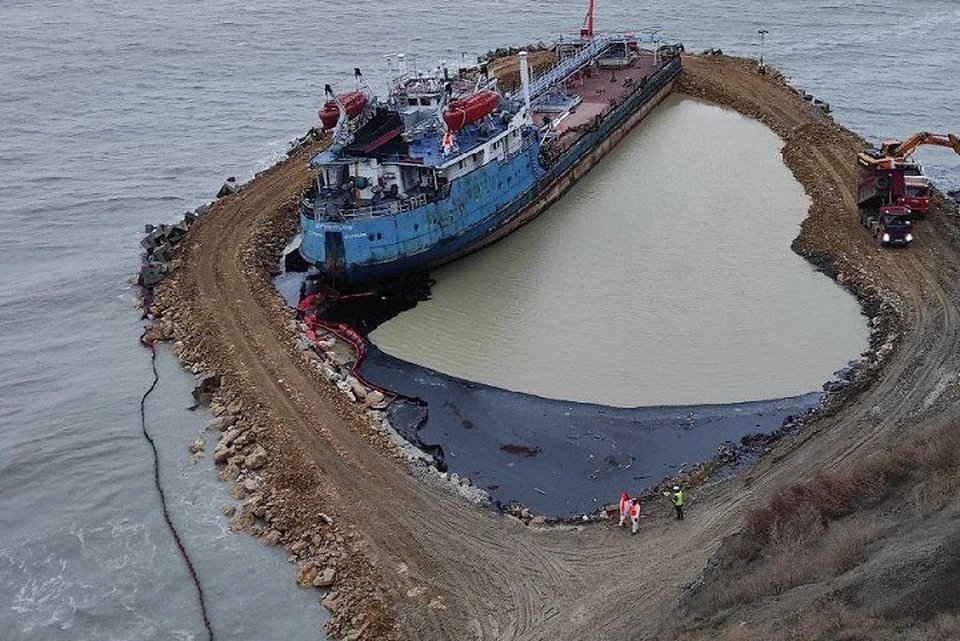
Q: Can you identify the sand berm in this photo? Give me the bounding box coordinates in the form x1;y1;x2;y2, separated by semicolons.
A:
144;53;960;640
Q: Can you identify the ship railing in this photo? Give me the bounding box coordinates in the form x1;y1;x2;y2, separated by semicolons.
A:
313;192;430;221
526;33;619;101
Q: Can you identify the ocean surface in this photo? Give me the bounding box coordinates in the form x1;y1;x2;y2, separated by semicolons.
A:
0;1;956;639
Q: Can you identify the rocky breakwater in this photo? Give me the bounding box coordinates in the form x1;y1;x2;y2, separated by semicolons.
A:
135;127;495;639
136;140;404;639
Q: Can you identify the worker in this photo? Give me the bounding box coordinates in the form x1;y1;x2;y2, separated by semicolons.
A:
629;496;641;535
672;485;685;520
618;491;630;529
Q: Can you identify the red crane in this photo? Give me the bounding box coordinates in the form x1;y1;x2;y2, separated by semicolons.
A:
580;0;595;39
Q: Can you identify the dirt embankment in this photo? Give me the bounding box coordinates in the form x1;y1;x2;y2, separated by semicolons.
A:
146;53;960;640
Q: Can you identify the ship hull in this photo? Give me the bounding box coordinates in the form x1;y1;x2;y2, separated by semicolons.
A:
300;56;681;283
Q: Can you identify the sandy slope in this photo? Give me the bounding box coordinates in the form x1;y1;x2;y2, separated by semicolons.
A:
153;54;960;639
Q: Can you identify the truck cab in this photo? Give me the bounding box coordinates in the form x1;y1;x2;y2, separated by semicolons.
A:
871;205;914;246
857;169;915;247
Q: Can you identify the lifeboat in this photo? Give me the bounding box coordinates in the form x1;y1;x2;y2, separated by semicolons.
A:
443;90;499;132
318;91;368;130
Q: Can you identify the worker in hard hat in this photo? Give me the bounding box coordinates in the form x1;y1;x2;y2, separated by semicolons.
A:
618;491;631;529
672;485;685;520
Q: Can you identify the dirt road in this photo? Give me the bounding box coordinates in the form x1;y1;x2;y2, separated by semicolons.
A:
154;54;960;639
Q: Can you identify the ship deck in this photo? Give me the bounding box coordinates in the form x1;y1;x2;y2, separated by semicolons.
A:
535;52;662;141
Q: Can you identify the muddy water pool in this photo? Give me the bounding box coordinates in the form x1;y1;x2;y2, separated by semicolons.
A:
370;95;869;407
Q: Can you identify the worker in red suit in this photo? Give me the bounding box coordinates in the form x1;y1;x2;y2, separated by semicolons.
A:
618;492;641;535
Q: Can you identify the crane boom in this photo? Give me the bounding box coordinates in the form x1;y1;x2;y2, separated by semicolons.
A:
580;0;595;38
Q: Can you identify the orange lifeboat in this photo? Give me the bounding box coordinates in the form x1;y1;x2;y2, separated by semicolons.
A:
318;91;368;130
443;90;499;132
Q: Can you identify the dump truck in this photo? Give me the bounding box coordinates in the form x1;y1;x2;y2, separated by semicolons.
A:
857;168;914;247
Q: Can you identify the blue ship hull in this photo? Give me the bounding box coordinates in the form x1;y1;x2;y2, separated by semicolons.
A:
300;56;681;283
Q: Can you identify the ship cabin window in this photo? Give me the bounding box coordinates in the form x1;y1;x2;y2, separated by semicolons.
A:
377;232;382;240
368;234;375;242
458;160;464;169
414;224;419;231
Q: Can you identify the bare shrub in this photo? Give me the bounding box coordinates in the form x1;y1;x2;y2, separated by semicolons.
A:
817;516;888;576
911;468;960;515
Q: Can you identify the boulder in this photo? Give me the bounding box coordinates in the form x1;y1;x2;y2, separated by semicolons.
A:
245;444;268;470
321;590;341;613
265;529;283;545
192;372;221;406
345;376;367;400
207;415;237;431
363;390;385;408
296;563;319;587
213;444;233;464
290;540;309;555
139;263;166;287
217;176;240;198
219;427;241;447
312;566;336;588
188;437;204;455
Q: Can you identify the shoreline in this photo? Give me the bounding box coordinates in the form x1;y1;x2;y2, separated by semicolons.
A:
137;52;958;640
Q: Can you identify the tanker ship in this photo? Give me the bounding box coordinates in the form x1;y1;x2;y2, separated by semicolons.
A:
299;2;682;283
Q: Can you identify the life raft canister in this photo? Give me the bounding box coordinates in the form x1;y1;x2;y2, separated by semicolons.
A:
319;91;368;130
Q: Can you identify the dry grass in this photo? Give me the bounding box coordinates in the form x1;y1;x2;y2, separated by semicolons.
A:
698;600;960;641
687;417;960;622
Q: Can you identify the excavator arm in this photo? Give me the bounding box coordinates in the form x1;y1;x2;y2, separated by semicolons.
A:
861;132;960;168
883;132;960;159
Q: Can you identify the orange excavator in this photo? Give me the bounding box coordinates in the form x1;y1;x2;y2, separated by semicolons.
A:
857;132;960;215
858;131;960;169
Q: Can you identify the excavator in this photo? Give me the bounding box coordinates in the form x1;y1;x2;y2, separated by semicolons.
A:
857;132;960;215
858;131;960;169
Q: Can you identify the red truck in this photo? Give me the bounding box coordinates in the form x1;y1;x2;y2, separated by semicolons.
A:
900;175;931;215
857;168;915;247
